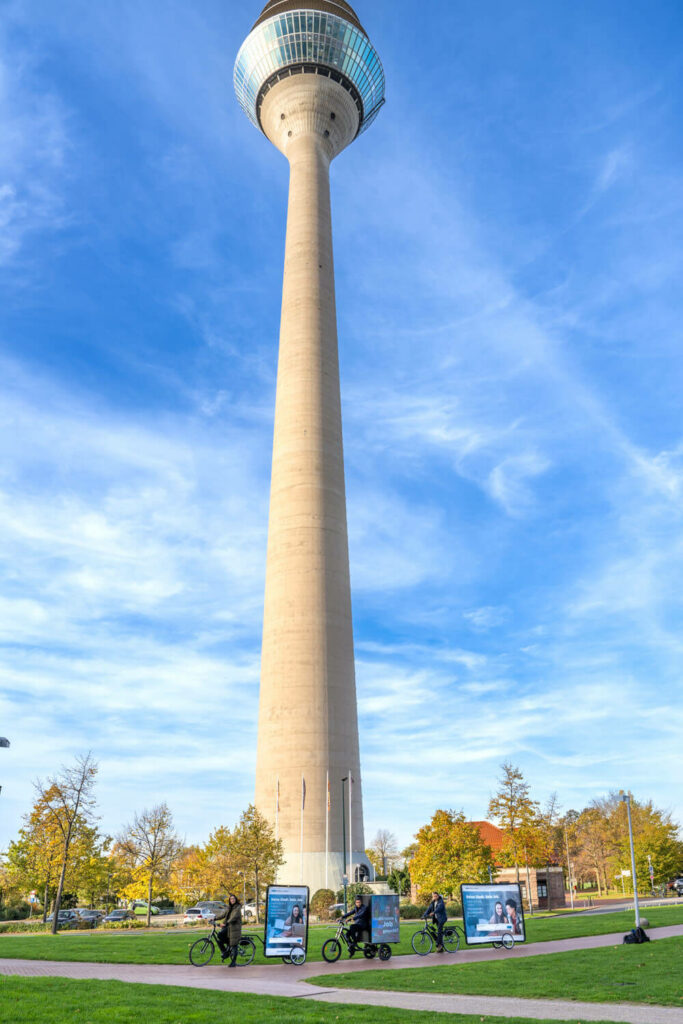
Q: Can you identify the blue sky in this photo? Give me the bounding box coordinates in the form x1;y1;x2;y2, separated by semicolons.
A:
1;0;682;853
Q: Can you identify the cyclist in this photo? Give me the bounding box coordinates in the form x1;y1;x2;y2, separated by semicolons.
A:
215;893;243;967
423;890;447;952
342;895;370;954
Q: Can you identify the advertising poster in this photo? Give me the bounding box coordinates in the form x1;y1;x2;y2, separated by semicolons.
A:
460;884;526;945
370;894;400;944
264;885;309;957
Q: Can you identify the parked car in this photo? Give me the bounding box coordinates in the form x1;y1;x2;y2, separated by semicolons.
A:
242;902;265;920
185;909;220;925
103;909;135;923
132;902;160;916
45;910;79;928
72;909;103;927
183;907;207;924
673;878;683;896
196;900;227;915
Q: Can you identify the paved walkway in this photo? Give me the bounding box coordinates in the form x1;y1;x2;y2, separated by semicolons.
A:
2;925;682;1023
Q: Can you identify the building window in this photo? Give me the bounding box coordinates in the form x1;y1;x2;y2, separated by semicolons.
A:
537;882;548;898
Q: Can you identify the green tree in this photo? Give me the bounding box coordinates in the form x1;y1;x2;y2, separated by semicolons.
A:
335;881;372;903
168;846;213;906
366;829;399;876
117;803;183;926
72;828;114;908
33;752;99;933
411;809;494;900
487;762;539;884
203;826;242;899
230;805;284;923
387;864;411;896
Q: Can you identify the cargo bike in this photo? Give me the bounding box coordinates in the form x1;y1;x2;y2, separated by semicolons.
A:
322;893;400;963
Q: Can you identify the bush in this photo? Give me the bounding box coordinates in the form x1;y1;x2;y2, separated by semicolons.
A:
0;902;31;921
0;921;51;934
101;920;147;930
335;882;372;902
400;903;428;919
445;901;461;918
310;889;336;918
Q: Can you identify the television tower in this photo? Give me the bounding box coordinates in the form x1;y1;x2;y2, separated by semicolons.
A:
235;1;384;891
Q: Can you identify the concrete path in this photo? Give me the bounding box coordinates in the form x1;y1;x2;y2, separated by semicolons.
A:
2;925;682;1023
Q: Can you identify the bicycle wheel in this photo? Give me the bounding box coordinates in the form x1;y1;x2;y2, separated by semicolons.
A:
363;944;377;959
281;955;291;964
442;927;460;953
322;938;342;963
492;940;502;949
378;944;392;961
189;937;215;967
236;936;256;965
290;947;306;966
411;929;433;956
501;933;514;950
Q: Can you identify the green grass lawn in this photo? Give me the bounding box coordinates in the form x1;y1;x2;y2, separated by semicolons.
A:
309;935;683;1006
1;905;681;966
0;977;629;1024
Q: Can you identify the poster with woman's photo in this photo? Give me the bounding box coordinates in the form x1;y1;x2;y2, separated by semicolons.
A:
460;883;526;944
264;885;309;957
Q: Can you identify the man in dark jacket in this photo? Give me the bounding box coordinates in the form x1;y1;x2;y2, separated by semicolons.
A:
423;891;447;951
343;895;371;952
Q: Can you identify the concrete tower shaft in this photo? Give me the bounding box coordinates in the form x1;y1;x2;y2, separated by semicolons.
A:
235;3;384;893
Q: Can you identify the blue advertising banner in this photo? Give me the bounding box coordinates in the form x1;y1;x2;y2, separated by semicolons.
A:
264;885;309;958
370;894;400;943
460;883;526;945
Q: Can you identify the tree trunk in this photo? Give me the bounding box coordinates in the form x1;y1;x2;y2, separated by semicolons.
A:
42;875;50;924
147;871;153;928
524;853;533;915
51;842;71;935
594;868;602;897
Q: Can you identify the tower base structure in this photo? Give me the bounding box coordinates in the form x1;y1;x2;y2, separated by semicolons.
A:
277;850;371;894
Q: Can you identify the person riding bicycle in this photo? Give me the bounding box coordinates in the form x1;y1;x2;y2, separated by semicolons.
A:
342;895;370;953
215;894;242;967
423;891;447;952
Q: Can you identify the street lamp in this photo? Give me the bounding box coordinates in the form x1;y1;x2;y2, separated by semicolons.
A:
620;791;641;928
563;821;575;911
341;778;348;912
0;737;8;798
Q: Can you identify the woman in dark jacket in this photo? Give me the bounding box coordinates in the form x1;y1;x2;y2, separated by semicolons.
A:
216;894;243;967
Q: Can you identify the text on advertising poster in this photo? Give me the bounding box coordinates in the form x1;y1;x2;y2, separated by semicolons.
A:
460;883;526;944
264;885;309;957
370;894;400;944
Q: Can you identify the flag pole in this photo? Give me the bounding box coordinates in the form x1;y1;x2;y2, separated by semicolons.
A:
325;770;329;891
348;771;353;886
275;776;280;883
300;774;305;884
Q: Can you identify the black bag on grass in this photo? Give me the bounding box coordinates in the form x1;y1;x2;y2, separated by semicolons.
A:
623;927;650;944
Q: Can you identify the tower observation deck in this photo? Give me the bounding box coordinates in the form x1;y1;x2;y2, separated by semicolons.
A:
234;1;384;893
